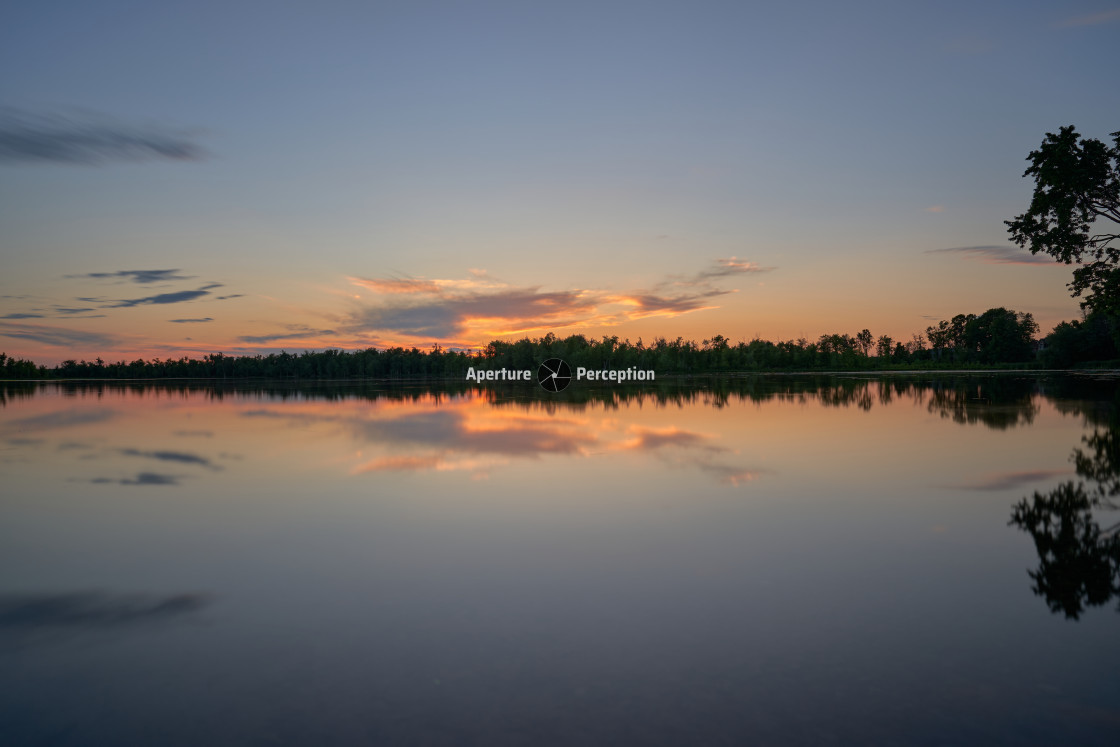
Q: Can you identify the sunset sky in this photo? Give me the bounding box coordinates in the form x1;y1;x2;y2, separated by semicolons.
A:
2;1;1117;364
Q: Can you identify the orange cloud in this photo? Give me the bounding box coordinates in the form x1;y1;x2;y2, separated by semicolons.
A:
345;258;771;343
350;277;441;294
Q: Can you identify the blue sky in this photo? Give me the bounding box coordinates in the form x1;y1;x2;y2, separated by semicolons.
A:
1;1;1118;362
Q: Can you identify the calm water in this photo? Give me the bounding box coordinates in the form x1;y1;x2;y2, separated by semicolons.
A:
1;375;1118;745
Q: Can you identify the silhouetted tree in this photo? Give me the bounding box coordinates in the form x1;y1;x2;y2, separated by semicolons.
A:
1040;313;1120;367
1006;126;1120;315
856;329;873;356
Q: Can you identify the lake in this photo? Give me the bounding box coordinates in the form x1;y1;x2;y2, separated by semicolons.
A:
2;374;1118;745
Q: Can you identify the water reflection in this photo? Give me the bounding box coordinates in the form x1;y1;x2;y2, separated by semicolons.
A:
0;373;1066;422
5;375;1120;584
948;470;1072;491
0;593;209;662
3;374;1120;744
10;375;1118;613
1010;484;1120;619
0;592;209;629
1009;383;1120;619
241;399;761;483
0;374;1106;487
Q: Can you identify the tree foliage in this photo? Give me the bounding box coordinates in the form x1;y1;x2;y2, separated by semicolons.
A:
0;352;46;379
1038;313;1120;368
1006;125;1120;314
924;308;1037;363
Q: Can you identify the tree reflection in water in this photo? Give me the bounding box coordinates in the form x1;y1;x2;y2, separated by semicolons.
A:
1010;483;1120;619
1010;390;1120;620
6;375;1120;618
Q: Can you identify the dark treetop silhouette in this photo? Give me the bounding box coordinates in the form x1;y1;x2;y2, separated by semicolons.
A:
1006;126;1120;317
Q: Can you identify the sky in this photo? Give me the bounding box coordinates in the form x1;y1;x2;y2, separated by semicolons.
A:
1;0;1118;365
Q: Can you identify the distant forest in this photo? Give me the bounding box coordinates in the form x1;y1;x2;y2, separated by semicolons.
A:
1;306;1116;380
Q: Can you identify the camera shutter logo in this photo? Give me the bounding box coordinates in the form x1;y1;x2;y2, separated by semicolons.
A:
537;358;572;392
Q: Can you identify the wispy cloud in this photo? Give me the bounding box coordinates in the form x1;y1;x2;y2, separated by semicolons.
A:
610;289;728;318
925;245;1055;265
353;455;445;472
693;257;775;280
0;109;205;165
169;317;213;323
1057;8;1120;27
237;327;337;344
610;257;773;320
69;269;193;284
924;205;945;213
90;472;182;486
662;257;776;288
0;306;103;320
119;448;219;470
106;283;223;308
352;277;443;295
0;321;119;348
350;269;508;296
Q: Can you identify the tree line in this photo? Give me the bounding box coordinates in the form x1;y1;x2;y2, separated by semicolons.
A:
0;306;1047;380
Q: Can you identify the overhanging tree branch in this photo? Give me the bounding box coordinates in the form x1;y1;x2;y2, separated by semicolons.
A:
1007;126;1120;315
